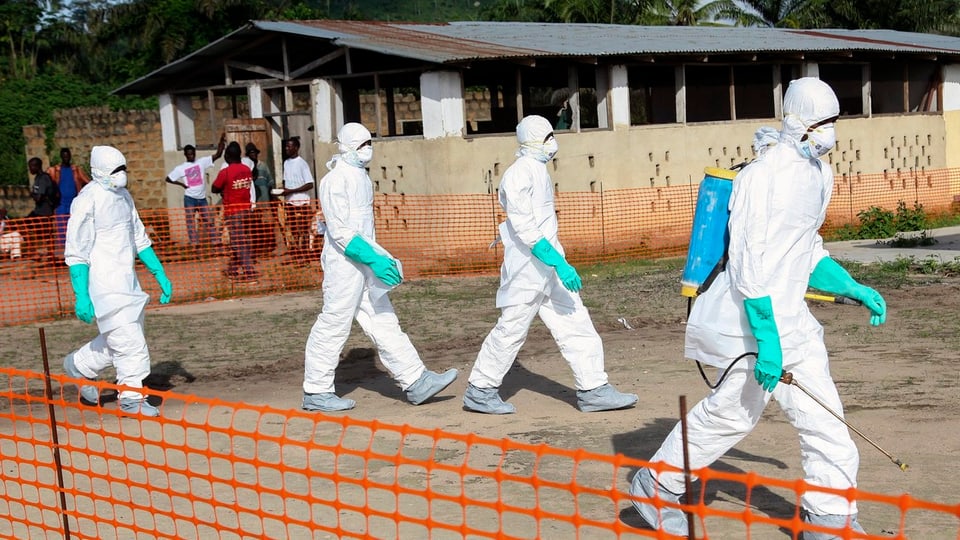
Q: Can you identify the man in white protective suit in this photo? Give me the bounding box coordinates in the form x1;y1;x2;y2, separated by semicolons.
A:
301;122;458;412
629;78;886;539
62;146;173;417
462;115;638;415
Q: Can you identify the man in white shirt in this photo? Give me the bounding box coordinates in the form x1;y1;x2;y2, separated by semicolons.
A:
277;136;315;266
164;134;225;247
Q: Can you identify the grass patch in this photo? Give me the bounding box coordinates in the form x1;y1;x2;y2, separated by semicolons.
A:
826;201;960;243
579;256;685;281
840;255;960;289
927;209;960;229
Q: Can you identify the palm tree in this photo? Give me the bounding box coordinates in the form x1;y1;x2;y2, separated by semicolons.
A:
638;0;743;26
0;0;46;77
819;0;960;32
727;0;823;27
546;0;610;22
480;0;561;21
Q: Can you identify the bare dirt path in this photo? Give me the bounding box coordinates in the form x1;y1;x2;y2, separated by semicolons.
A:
4;258;960;538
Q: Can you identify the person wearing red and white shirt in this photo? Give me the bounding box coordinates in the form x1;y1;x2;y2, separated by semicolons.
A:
212;142;257;283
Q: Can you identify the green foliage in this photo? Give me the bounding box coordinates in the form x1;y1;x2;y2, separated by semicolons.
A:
889;230;937;248
731;0;826;27
832;201;931;241
926;209;960;229
4;0;960;188
857;206;898;238
819;0;960;32
325;0;483;21
0;0;45;79
639;0;744;26
844;255;960;290
0;72;156;185
894;200;928;231
480;0;560;21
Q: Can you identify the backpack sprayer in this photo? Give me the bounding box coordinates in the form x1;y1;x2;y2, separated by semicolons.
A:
679;166;907;471
680;166;861;309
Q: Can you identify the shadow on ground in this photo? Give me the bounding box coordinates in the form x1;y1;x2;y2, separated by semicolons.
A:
612;418;798;536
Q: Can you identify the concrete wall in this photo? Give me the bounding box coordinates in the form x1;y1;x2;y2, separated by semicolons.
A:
349;89;494;136
20;103;956;214
23;125;47;172
0;186;32;217
351;113;949;196
22;107;167;208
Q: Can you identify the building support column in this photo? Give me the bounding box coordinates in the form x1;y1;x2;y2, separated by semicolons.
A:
942;65;960;198
421;71;465;139
608;65;630;130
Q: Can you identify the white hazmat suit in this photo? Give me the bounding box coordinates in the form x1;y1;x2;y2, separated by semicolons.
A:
63;146;171;416
302;123;457;412
631;78;884;538
463;115;637;414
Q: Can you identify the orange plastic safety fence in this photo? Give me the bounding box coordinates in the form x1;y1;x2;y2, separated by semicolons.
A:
1;167;958;327
2;369;959;539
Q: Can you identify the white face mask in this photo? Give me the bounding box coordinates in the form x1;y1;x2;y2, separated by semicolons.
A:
342;145;373;168
542;137;559;160
521;137;559;163
94;167;127;191
104;171;128;190
800;123;836;159
356;145;373;164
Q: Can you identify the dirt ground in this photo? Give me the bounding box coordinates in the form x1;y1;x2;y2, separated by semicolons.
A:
2;256;960;538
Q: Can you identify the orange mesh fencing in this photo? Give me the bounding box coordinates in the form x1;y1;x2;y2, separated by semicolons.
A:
1;167;958;327
2;369;959;539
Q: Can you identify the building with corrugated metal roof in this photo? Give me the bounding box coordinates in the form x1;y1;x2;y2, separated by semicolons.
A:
115;20;960;205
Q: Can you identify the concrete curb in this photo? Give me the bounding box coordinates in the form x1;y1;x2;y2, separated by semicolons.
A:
826;225;960;264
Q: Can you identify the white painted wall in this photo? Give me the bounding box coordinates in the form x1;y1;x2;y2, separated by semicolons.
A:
942;64;960;111
311;78;337;143
247;83;263;118
312;114;948;196
175;95;197;146
609;65;630;129
421;71;465;139
158;93;178;152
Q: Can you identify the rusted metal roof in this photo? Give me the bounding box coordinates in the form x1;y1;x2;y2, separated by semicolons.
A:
115;20;960;95
260;20;552;62
265;20;960;61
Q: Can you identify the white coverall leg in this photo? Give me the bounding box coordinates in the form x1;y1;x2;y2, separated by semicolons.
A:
651;326;858;515
303;242;424;395
469;290;607;391
71;315;151;402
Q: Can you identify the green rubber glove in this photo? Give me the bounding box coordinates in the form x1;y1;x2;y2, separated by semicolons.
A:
531;238;582;292
138;246;172;304
69;264;95;324
809;257;886;326
743;296;782;392
344;235;402;287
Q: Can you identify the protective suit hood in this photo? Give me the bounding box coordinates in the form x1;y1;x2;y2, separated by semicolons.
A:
780;77;839;144
90;146;128;190
328;122;373;170
516;115;558;162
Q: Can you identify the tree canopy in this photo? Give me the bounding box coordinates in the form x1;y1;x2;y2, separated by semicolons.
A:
2;0;959;187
